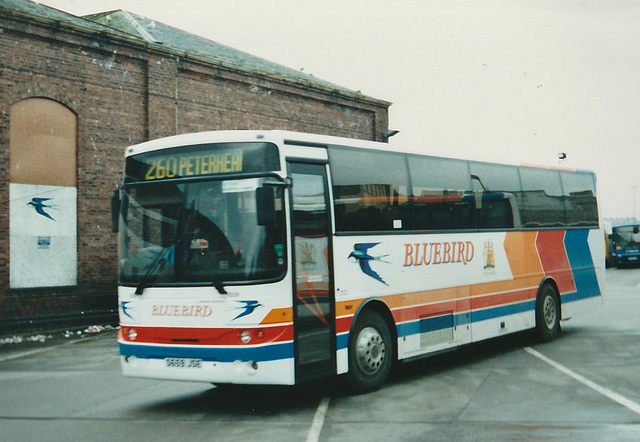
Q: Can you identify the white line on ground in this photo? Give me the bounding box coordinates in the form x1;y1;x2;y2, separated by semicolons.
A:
524;346;640;415
306;397;330;442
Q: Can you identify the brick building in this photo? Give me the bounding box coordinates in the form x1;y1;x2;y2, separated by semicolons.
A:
0;0;390;330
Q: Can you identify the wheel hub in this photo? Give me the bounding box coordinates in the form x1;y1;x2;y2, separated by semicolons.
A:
355;326;386;375
543;295;556;329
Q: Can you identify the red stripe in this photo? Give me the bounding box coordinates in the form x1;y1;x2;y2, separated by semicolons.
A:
536;230;576;294
392;300;459;323
336;316;354;334
470;287;538;310
120;325;293;346
336;285;539;331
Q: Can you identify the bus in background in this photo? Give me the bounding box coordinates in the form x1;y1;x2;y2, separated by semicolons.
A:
609;223;640;267
113;130;604;393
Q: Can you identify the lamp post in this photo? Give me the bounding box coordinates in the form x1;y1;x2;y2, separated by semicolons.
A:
633;186;637;222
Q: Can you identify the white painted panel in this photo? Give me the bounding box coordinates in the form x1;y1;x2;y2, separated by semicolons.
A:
10;183;77;288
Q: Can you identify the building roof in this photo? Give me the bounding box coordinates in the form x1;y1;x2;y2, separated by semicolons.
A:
2;0;123;34
2;0;389;106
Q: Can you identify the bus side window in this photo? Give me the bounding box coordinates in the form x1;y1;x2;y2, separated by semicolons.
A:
408;156;474;231
329;146;411;232
469;162;522;230
561;171;598;227
520;168;566;228
476;196;515;229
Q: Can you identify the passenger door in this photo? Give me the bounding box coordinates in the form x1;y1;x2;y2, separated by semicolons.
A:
288;161;335;382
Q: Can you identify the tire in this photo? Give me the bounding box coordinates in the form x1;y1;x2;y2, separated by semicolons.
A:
347;309;393;393
535;283;560;342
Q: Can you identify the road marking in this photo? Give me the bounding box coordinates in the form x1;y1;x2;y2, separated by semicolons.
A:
524;346;640;415
306;397;330;442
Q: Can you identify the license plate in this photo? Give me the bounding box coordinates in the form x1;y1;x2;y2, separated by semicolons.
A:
165;357;202;368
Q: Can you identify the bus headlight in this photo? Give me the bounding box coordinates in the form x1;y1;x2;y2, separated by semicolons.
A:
128;328;138;341
240;330;251;343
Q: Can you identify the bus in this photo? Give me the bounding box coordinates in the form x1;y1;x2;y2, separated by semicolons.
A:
609;224;640;267
113;130;604;393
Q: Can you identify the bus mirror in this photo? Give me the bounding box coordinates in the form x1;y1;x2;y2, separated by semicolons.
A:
111;189;121;233
256;186;276;226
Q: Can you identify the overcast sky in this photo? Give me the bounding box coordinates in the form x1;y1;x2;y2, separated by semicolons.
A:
39;0;640;219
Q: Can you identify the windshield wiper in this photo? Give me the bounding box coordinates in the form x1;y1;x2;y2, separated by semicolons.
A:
210;270;228;295
135;246;172;295
135;202;192;295
201;249;227;295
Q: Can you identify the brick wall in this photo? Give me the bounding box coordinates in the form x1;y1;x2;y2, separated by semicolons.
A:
0;10;389;321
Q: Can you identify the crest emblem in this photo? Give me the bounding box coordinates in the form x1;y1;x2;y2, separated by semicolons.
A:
483;240;496;269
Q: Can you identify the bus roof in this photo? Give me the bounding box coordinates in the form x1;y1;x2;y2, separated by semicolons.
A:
124;130;595;176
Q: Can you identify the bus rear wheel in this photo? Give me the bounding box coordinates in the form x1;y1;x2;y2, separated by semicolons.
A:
347;309;392;393
536;283;560;342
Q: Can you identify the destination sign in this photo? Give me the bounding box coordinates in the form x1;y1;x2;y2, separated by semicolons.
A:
143;151;243;180
125;142;280;183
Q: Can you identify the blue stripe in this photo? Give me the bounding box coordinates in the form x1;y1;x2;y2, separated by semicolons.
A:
471;300;535;323
563;230;601;303
336;313;467;351
395;300;537;333
340;302;535;349
120;341;294;362
397;312;471;338
337;333;348;351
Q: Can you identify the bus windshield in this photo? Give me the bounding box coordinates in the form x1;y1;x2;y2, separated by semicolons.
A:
119;177;286;287
612;225;640;251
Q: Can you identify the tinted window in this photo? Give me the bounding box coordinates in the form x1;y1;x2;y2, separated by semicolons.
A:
469;162;522;229
329;146;411;232
409;156;475;230
520;168;566;227
561;171;598;227
329;146;598;233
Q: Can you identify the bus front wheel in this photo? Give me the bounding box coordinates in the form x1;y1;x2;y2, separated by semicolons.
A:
347;309;392;393
536;283;560;342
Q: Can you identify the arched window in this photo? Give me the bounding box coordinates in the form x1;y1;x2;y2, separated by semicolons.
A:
9;98;78;288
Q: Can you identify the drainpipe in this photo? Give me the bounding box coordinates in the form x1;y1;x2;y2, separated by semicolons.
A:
175;56;179;135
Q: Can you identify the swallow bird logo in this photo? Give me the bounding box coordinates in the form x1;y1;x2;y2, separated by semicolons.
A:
28;197;56;221
232;300;262;320
348;242;390;286
120;301;135;320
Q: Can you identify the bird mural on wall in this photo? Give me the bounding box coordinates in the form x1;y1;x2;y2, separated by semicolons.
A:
348;242;390;286
27;197;56;221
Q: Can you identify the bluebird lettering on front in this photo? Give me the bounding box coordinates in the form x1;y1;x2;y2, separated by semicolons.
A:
151;305;213;317
403;241;475;267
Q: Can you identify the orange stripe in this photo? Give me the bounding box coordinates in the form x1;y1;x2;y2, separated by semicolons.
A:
336;275;541;323
260;307;293;324
336;299;365;317
469;277;541;298
504;231;543;278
